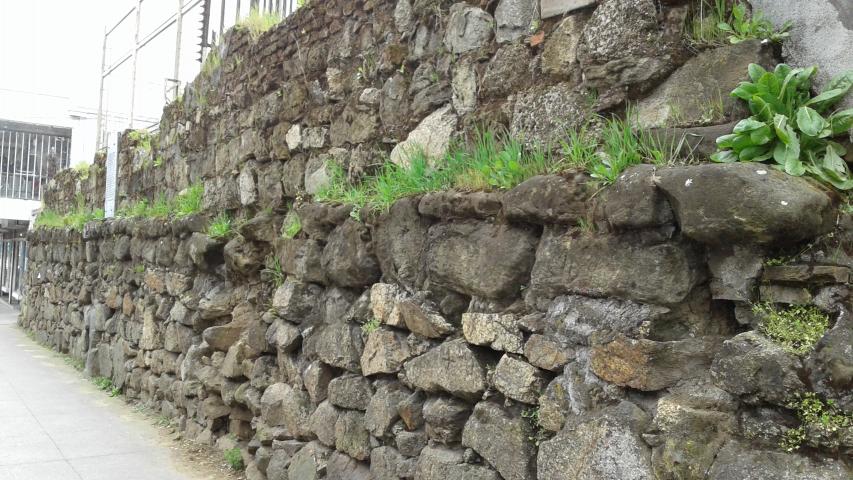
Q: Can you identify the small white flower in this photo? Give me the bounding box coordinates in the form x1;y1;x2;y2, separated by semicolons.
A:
685;179;693;187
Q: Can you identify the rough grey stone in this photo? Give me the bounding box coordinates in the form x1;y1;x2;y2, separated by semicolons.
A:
707;440;851;480
538;401;653;480
364;382;411;438
307;400;340;447
335;410;371;461
361;328;413;376
707;244;764;301
495;0;538;43
502;174;590;225
510;83;586;147
390;105;458;167
711;331;806;407
328;374;374;410
636;40;774;128
260;383;313;439
287;442;330;480
414;445;501;480
462;312;524;354
423;396;471;444
493;355;547;404
656;163;835;247
402;339;490;401
462;402;536;480
443;3;494;54
321;219;381;288
544;294;668;347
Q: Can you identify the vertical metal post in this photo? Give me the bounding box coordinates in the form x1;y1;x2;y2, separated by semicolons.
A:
174;0;185;99
220;0;226;41
95;28;108;150
129;0;143;129
235;0;240;24
0;130;6;198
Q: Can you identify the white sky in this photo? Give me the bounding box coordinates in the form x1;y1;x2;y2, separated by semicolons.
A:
0;0;238;128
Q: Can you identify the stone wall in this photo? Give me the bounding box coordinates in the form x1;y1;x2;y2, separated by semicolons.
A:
25;0;853;479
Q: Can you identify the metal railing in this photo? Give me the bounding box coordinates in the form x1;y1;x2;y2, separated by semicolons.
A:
96;0;303;150
0;120;72;202
0;233;27;306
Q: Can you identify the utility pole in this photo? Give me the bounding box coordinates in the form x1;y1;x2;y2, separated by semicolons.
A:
95;27;108;150
173;0;184;99
129;0;143;129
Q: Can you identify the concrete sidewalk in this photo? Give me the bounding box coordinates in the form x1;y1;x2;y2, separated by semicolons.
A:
0;303;203;480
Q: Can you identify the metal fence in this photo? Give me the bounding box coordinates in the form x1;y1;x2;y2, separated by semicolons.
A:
0;233;27;306
96;0;302;149
0;120;72;202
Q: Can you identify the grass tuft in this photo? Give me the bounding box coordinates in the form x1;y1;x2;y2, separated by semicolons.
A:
224;447;244;470
236;8;282;42
208;213;233;239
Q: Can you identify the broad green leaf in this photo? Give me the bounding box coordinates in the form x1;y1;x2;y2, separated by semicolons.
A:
827;70;853;92
748;95;774;121
717;22;733;32
716;134;738;149
733;118;766;133
731;133;755;152
732;4;745;21
829;108;853;135
805;88;849;112
773;114;791;144
796;107;829;137
748;64;767;83
823;146;847;174
773;135;803;175
749;125;774;145
711;150;738;163
774;64;793;80
828;141;848;157
793;67;817;92
731;82;758;101
739;145;771;161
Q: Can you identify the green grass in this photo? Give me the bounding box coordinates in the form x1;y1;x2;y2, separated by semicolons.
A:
116;182;204;219
126;129;152;151
133;264;145;274
281;212;302;239
35;201;105;231
753;303;830;355
316;129;568;213
200;49;221;78
93;376;113;391
686;0;791;48
224;447;244;470
263;255;285;287
208;213;233;239
236;8;281;42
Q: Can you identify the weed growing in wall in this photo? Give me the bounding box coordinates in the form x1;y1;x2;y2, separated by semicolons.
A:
713;64;853;189
115;182;204;220
686;0;791;48
127;129;152;152
281;212;302;239
781;392;852;452
262;255;285;288
208;213;233;239
224;447;244;470
361;318;381;335
73;162;91;180
236;8;282;42
200;49;221;78
752;303;829;355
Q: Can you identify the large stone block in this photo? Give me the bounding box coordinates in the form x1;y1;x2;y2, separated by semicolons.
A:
402;339;490;401
656;163;835;246
426;221;538;299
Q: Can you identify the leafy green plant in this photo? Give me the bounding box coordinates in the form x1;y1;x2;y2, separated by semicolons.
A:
236;7;281;42
74;162;91;180
281;212;302;239
782;392;852;452
208;213;233;239
522;407;548;446
224;447;244;470
361;317;381;335
34;210;65;229
752;303;830;355
712;64;853;189
127;129;152;151
717;2;791;44
153;156;163;167
133;264;145;274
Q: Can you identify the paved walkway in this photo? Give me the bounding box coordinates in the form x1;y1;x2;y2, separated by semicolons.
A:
0;303;204;480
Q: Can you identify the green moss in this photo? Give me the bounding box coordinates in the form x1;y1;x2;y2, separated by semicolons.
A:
281;212;302;239
752;303;830;355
